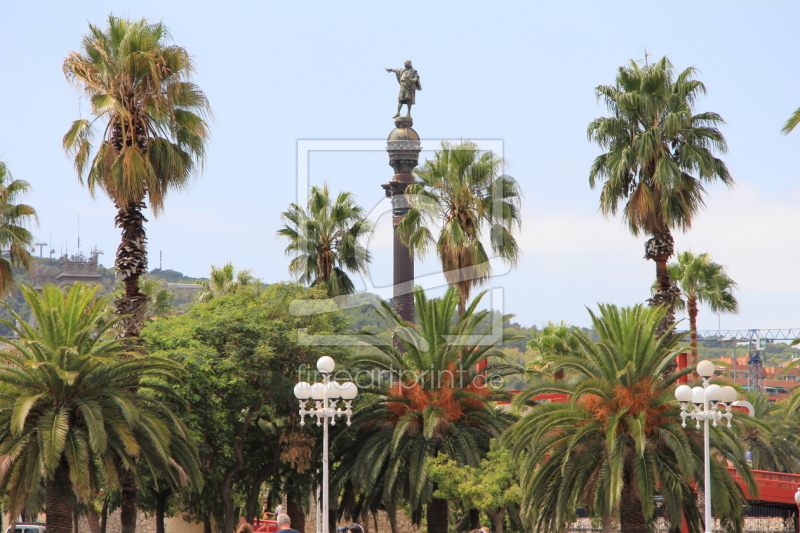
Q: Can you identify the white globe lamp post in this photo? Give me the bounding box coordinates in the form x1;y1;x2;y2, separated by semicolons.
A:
294;357;357;533
675;361;739;533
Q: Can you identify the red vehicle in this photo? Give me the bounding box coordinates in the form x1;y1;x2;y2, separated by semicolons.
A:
253;519;279;533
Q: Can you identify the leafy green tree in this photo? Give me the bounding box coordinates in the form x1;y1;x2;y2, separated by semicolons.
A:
0;284;198;533
398;141;521;314
143;283;350;533
428;440;522;533
506;304;753;533
666;251;738;367
278;185;373;297
588;57;733;336
333;287;518;533
63;15;211;340
0;161;37;295
194;262;255;303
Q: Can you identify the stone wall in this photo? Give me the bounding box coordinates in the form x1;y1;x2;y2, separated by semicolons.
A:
76;511;202;533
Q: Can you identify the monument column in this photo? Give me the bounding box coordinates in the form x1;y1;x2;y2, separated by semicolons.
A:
382;116;421;324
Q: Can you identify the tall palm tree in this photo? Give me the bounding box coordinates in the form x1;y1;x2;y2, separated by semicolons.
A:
0;161;38;295
588;57;733;336
63;15;211;340
194;262;256;303
506;304;753;533
398;141;521;314
0;284;200;533
277;184;372;298
666;251;738;367
333;287;518;533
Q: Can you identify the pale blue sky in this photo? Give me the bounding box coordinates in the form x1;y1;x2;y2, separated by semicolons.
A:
0;1;798;331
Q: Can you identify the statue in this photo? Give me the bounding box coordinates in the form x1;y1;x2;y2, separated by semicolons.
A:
386;60;421;118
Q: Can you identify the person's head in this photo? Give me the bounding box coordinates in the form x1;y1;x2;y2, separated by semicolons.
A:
469;529;483;533
236;524;254;533
277;514;291;528
404;60;412;68
481;527;490;533
346;524;363;533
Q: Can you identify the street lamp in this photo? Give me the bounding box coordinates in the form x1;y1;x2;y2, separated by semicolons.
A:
794;486;800;533
675;360;739;533
294;356;358;533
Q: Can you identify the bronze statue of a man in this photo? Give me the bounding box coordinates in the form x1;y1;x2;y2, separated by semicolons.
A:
386;60;421;118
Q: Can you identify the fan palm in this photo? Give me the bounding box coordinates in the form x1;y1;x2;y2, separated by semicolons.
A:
588;57;733;336
0;161;38;295
665;251;738;367
194;262;256;303
63;15;211;340
277;184;372;297
0;284;200;533
398;141;521;314
333;287;518;533
506;304;753;533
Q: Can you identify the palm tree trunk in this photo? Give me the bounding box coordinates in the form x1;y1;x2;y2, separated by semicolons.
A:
427;496;449;533
619;479;647;533
688;296;699;369
387;507;399;533
645;230;680;338
119;466;139;533
601;514;613;533
115;201;149;340
46;458;73;533
287;492;305;533
155;489;171;533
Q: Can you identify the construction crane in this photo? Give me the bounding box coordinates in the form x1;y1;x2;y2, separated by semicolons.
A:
679;328;800;392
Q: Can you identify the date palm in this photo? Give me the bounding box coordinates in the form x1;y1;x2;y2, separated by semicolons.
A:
506;304;753;533
398;141;521;314
0;284;199;533
278;184;372;297
63;15;211;340
0;161;37;295
666;251;738;367
588;57;733;336
333;287;518;533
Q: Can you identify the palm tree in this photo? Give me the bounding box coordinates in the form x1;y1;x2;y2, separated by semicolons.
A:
398;141;521;314
333;287;518;533
782;107;800;134
0;161;38;295
0;284;200;533
665;251;738;367
277;184;372;297
526;320;581;380
506;304;753;533
63;15;211;340
588;57;733;336
194;262;256;303
734;391;800;473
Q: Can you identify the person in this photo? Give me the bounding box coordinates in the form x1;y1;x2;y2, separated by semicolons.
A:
274;504;284;517
385;60;421;118
276;513;301;533
235;524;254;533
346;524;363;533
